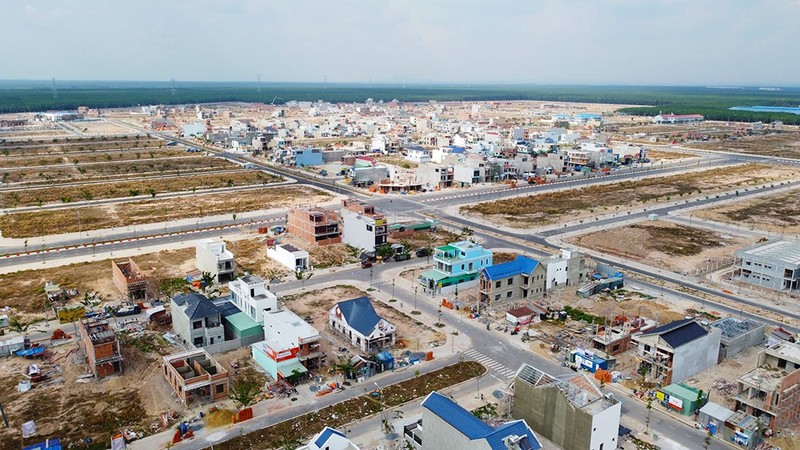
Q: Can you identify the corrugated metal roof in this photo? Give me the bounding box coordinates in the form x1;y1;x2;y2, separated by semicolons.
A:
481;256;540;280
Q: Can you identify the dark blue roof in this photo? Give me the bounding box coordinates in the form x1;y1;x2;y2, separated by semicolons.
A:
313;427;346;448
422;392;541;449
212;299;242;318
173;292;221;320
23;440;62;450
481;256;540;281
449;145;466;153
641;318;708;348
336;296;382;336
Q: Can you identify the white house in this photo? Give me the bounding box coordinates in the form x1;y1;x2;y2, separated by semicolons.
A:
228;274;277;323
266;243;310;272
297;427;360;450
328;297;396;353
195;238;235;283
404;145;431;163
252;308;321;380
341;199;388;252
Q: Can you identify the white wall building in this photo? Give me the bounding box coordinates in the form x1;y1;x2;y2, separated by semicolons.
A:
195;238;235;283
228;275;278;323
266;243;310;272
328;297;396;353
405;145;431;163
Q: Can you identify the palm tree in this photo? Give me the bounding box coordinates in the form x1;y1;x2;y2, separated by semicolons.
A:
201;272;215;290
8;317;45;338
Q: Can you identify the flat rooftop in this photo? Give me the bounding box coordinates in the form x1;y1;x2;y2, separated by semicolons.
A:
737;240;800;266
266;308;318;340
766;341;800;365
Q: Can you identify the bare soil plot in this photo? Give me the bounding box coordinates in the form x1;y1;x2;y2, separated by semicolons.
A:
462;164;800;228
0;185;329;238
571;221;754;274
692;187;800;235
689;132;800;159
74;121;136;135
281;285;446;354
1;170;281;208
0;157;237;184
388;228;462;251
0;247;194;314
646;149;694;160
0;148;195;168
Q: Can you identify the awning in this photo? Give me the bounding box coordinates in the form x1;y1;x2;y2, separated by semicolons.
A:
420;269;448;282
277;360;307;378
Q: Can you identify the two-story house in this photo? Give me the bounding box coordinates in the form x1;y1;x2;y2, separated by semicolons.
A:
171;293;225;348
479;256;546;307
632;319;721;385
328;297;396;353
340;199;388;252
195;238;235;283
228;274;278;323
420;241;493;293
735;341;800;429
252;307;322;381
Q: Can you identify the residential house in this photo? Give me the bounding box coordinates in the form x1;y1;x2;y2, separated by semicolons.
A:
417;163;454;190
404;391;542;450
513;363;621;450
266;243;310;271
288;207;342;246
405;145;431;163
111;258;148;300
479;256;546;307
544;250;588;290
228;274;278;323
328;297;396;353
735;341;800;429
652;114;704;124
296;427;360;450
710;317;766;361
252;308;322;380
195;238;235;283
171;293;225;348
341;199;388;252
78;318;123;378
453;158;492;186
733;240;800;291
162;349;228;404
294;147;324;167
632;318;722;385
591;316;657;356
420;241;493;293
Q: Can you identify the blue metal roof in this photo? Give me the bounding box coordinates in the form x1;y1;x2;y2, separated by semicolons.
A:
481;256;540;281
313;427;346;448
336;296;382;336
422;392;493;439
422;392;541;449
449;145;466;153
641;318;708;348
23;440;62;450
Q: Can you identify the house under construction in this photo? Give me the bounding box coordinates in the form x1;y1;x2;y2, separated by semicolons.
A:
112;258;148;300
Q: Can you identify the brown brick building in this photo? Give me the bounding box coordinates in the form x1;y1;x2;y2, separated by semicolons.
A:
287;207;342;246
163;349;229;404
112;258;148;300
78;318;123;378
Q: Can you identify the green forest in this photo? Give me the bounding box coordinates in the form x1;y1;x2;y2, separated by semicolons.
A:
1;83;799;124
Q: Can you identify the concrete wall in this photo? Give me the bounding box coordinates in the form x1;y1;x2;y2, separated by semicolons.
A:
203;334;261;355
672;328;722;383
720;325;766;361
589;401;621;450
342;210;379;252
513;381;592;450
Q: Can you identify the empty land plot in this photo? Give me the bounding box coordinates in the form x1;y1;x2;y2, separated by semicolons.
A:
570;221;752;274
689;132;800;158
0;148;195;168
692;188;800;235
0;247;194;314
0;157;236;184
0;185;329;238
0;170;281;207
646;149;695;160
0;137;164;154
461;164;800;227
72;120;136;135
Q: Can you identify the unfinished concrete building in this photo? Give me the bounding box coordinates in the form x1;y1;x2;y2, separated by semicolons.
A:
112;258;148;300
287;207;342;246
163;349;229;404
78;318;123;378
734;240;800;291
591;316;657;356
710;317;766;362
513;363;621;450
735;341;800;429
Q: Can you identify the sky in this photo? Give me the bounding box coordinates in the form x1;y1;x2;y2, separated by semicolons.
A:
1;0;798;86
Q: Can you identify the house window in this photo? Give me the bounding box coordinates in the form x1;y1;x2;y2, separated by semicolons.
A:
367;224;373;232
216;384;225;394
495;281;501;288
507;278;513;286
193;337;203;346
193;321;203;329
494;294;500;301
506;292;512;298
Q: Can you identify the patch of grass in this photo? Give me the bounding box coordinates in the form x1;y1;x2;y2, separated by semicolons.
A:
627;223;726;256
563;305;605;325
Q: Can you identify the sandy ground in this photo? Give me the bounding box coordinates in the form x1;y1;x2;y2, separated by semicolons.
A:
691;187;800;235
569;221;757;274
74;121;136;135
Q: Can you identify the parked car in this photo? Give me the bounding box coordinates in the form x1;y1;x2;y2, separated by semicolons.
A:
415;248;431;257
393;253;411;262
361;260;373;269
113;305;141;317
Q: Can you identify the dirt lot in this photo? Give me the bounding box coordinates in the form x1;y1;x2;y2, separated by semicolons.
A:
388;228;463;251
689;132;800;159
74;121;136;135
462;164;800;228
646;149;694;160
0;147;192;167
0;137;164;154
570;221;755;274
0;156;237;184
0;185;329;238
0;169;282;209
692;187;800;235
281;285;446;355
0;247;195;315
